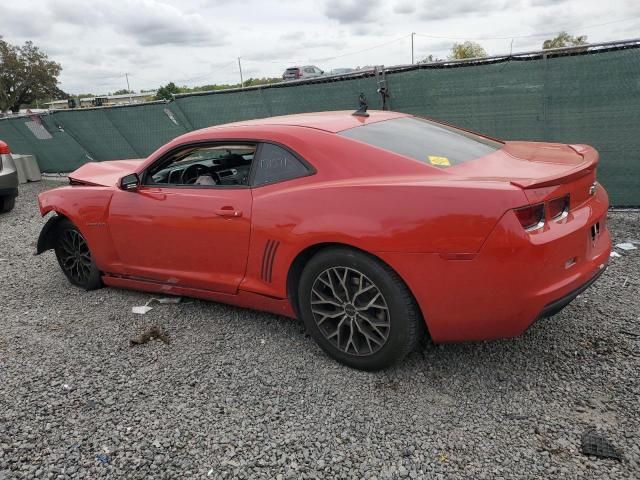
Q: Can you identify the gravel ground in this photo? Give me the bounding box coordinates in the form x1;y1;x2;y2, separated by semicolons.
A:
0;181;639;480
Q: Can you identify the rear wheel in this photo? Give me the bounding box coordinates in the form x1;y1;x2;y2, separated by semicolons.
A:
298;247;422;371
54;219;102;290
0;196;15;213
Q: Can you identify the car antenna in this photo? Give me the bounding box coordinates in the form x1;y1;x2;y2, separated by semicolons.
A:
352;93;369;117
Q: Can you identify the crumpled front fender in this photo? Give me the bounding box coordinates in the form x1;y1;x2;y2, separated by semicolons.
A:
36;214;65;254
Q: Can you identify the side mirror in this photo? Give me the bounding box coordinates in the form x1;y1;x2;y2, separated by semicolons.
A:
120;173;140;191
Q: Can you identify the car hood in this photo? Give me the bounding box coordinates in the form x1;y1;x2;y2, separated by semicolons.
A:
69;159;144;186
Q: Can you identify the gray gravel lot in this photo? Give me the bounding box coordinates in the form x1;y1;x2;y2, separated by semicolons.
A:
1;181;639;479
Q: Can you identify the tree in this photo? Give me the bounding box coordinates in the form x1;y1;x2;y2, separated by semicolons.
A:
543;31;588;49
242;77;281;87
0;38;63;113
449;41;487;60
112;88;133;95
154;82;181;100
418;54;444;64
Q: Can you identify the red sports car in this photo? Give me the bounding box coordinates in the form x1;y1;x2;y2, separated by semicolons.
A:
36;110;611;370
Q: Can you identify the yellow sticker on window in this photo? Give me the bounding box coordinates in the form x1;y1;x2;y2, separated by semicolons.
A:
428;155;451;166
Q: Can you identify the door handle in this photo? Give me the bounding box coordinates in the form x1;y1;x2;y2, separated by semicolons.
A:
215;207;242;218
138;188;167;201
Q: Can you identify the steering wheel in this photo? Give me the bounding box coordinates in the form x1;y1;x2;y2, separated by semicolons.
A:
180;164;210;185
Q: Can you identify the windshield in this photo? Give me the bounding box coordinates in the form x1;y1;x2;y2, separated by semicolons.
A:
339;116;502;167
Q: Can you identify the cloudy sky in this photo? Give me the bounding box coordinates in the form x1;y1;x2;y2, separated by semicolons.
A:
1;0;638;94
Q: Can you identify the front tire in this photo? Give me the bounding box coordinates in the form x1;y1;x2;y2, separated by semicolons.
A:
54;219;102;290
298;247;422;371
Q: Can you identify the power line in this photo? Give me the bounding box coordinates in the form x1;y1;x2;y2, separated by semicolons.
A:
83;17;639;93
414;17;638;41
129;60;238;88
310;34;411;62
244;35;411;66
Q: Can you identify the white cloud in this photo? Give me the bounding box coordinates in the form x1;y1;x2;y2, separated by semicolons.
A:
324;0;382;24
394;1;416;14
0;0;636;94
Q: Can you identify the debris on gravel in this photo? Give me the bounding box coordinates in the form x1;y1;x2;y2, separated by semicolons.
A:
1;181;639;479
129;325;170;346
581;429;622;461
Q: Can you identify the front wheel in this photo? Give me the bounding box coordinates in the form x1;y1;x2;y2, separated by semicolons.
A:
298;248;422;371
54;219;103;290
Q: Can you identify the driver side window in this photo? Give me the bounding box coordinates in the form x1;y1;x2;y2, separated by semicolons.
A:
146;143;257;187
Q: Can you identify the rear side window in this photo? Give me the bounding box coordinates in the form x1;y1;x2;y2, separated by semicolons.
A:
339;117;502;167
252;143;310;186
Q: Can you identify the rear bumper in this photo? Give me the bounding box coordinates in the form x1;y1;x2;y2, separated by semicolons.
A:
538;263;606;319
0;156;19;193
377;184;611;343
0;185;18;198
0;168;19;195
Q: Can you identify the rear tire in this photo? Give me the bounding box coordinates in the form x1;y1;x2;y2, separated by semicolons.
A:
54;219;103;290
0;196;15;213
298;247;422;371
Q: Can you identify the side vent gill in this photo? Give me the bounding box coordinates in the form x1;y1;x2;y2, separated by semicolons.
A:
261;240;280;283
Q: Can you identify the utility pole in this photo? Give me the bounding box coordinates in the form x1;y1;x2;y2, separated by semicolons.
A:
238;57;244;88
125;73;133;104
411;32;415;64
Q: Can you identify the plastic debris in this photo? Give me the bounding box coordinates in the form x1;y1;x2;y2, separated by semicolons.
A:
132;305;153;315
620;329;640;338
610;251;622;258
130;325;170;346
96;453;111;464
208;469;214;476
615;242;637;251
132;297;182;314
581;429;621;460
156;297;181;304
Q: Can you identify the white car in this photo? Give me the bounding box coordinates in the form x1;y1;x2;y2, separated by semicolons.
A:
282;65;324;81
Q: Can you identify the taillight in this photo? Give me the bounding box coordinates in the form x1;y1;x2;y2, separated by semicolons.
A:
548;195;570;220
514;203;545;231
0;141;9;171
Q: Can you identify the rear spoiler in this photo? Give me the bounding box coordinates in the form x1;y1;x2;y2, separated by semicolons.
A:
510;144;598;189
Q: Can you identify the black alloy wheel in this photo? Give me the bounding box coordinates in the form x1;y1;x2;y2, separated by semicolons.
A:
54;219;103;290
310;266;391;356
298;247;422;371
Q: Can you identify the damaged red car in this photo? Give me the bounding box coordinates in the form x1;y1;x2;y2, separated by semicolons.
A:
36;111;611;370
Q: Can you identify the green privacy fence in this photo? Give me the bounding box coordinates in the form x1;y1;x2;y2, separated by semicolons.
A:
1;40;639;205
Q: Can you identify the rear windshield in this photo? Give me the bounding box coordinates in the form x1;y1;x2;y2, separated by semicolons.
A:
285;68;300;73
339;116;502;167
